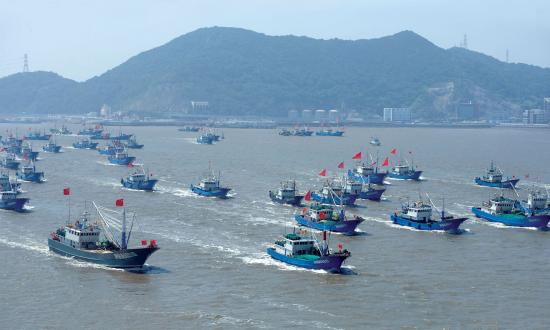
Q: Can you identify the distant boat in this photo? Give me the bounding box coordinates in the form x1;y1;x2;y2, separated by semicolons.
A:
295;203;364;235
78;126;103;136
315;128;344;137
269;180;304;206
16;163;44;183
108;150;135;166
25;130;51;141
0;191;28;212
474;161;519;188
196;134;214;144
391;196;467;233
267;228;351;272
98;141;124;155
17;143;39;161
291;128;313;136
311;181;357;206
278;129;292;136
178;126;201;132
369;137;381;146
48;201;159;268
124;136;144;149
343;177;385;201
121;166;157;191
190;166;231;198
1;153;20;170
348;161;387;185
471;194;549;229
42;140;62;153
73;138;99;150
110;133;133;141
50;125;72;135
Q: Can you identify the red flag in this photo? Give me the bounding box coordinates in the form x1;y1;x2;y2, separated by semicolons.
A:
338;243;343;251
22;153;27;161
63;188;70;196
352;152;361;160
115;199;124;207
390;148;397;155
304;191;311;201
319;212;326;220
127;162;134;168
382;157;389;167
338;161;344;169
319;169;326;177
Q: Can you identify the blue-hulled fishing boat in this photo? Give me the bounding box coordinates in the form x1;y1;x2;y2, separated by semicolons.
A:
78;126;103;136
388;163;422;180
369;137;381;146
190;167;231;198
1;153;20;170
315;128;344;137
471;194;549;229
108;150;135;166
121;166;157;191
196;134;214;144
348;164;387;185
98;141;124;155
0;191;28;212
0;173;21;193
295;202;364;235
25;130;51;141
474;161;519;188
267;228;351;272
16;163;44;183
42;140;62;153
343;177;385;201
391;196;467;233
311;181;357;206
178;126;201;132
269;180;304;206
124;136;144;149
73;138;99;150
50;125;72;135
16;143;39;161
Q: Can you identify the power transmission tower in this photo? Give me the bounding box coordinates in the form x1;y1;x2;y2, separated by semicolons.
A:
23;54;29;72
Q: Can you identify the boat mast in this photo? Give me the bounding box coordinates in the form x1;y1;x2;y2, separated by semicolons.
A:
121;205;127;250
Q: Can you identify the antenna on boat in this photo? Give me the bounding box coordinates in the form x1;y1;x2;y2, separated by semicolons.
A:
510;181;521;199
426;192;442;217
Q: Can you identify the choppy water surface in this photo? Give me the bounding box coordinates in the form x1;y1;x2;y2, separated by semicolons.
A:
1;125;549;329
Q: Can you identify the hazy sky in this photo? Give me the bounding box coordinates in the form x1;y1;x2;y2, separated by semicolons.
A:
1;0;549;81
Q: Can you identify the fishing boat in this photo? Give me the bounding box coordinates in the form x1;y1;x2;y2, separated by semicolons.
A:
343;177;385;201
348;164;387;185
311;181;357;206
190;167;231;198
471;195;550;229
295;203;364;235
42;140;62;153
292;128;313;136
1;153;20;170
110;133;133;141
121;166;157;191
0;191;28;212
315;128;344;137
50;125;72;135
278;129;292;136
107;150;135;166
78;126;103;136
90;132;111;140
48;201;159;268
178;126;201;132
0;173;21;193
25;130;51;141
73;138;99;150
97;141;124;155
124;136;144;149
388;163;422;180
474;161;519;188
267;228;351;272
269;180;304;206
16;163;44;183
369;137;381;146
391;196;467;233
518;190;550;216
17;143;39;161
196;134;214;144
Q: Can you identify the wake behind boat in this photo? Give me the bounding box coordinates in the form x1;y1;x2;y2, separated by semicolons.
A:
48;199;159;268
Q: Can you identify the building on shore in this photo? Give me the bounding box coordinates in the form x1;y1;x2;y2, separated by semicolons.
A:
383;107;411;122
523;109;548;124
